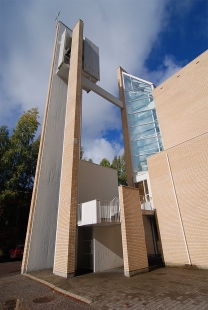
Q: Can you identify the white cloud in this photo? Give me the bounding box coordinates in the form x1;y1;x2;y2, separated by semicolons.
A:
0;0;173;162
143;55;182;86
83;137;124;164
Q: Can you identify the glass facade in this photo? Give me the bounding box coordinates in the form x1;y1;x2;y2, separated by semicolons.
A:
123;73;163;172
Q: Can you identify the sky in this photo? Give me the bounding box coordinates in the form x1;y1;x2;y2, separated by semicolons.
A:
0;0;207;164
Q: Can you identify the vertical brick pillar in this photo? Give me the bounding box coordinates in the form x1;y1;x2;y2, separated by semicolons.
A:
119;186;148;277
117;67;134;187
53;20;83;278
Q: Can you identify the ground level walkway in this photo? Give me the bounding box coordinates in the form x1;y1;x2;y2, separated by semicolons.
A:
27;266;208;309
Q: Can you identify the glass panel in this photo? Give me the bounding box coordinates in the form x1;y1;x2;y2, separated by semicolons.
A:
131;78;152;92
131;138;160;155
126;96;154;114
125;90;148;102
130;122;159;140
158;134;164;151
135;137;159;148
128;110;155;127
123;74;132;90
133;158;148;171
152;109;158;122
122;72;164;172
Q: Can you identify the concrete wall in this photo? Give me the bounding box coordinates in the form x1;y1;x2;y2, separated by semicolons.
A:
93;225;123;272
154;50;208;149
22;22;70;273
78;160;119;203
148;132;208;269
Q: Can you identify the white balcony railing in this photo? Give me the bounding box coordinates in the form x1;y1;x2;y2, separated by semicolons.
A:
140;195;154;211
77;197;120;226
77;195;154;226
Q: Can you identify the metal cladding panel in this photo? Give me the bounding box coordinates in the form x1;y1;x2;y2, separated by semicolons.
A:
25;22;68;272
57;29;66;69
83;37;100;81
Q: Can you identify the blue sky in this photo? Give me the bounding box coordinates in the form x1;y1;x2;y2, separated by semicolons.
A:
0;0;207;163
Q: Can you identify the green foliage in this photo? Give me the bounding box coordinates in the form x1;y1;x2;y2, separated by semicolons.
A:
99;154;127;185
80;146;84;159
0;126;10;190
100;158;111;168
0;108;40;248
111;154;127;186
80;146;93;163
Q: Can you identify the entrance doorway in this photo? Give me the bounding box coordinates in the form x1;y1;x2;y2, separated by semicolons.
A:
76;226;93;276
143;215;164;269
82;226;93;269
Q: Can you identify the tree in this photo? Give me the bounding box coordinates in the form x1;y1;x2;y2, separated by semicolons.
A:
0;108;40;250
100;158;111;168
119;153;127;186
111;154;127;186
80;146;84;159
0;126;10;191
80;146;93;163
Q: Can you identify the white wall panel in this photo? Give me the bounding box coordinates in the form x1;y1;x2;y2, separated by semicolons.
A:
94;225;123;272
26;23;69;272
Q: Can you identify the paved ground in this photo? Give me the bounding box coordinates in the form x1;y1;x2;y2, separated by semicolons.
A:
1;262;208;309
0;260;22;278
28;266;208;310
0;261;90;309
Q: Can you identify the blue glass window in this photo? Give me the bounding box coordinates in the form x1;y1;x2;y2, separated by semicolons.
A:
126;96;154;114
123;72;163;172
128;110;156;127
130;122;160;140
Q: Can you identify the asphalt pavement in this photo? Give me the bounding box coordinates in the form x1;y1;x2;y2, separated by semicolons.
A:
0;261;91;310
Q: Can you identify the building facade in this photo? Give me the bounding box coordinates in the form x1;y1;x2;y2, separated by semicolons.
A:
147;50;208;269
119;50;208;270
22;19;208;278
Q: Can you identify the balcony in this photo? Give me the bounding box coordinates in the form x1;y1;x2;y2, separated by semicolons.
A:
140;195;154;215
77;195;154;226
77;197;120;226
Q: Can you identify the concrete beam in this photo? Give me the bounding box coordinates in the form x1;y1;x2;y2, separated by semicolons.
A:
82;76;123;109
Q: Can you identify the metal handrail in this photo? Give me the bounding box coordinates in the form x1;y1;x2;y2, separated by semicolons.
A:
77;198;120;225
99;198;120;223
140;195;154;211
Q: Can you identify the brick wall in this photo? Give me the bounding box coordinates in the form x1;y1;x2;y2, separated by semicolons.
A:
53;20;83;277
117;67;134;187
154;50;208;149
119;186;148;276
148;132;208;268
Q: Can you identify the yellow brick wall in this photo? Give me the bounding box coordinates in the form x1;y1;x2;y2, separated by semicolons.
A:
117;67;134;187
119;186;148;276
148;132;208;268
53;20;83;277
154;50;208;149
